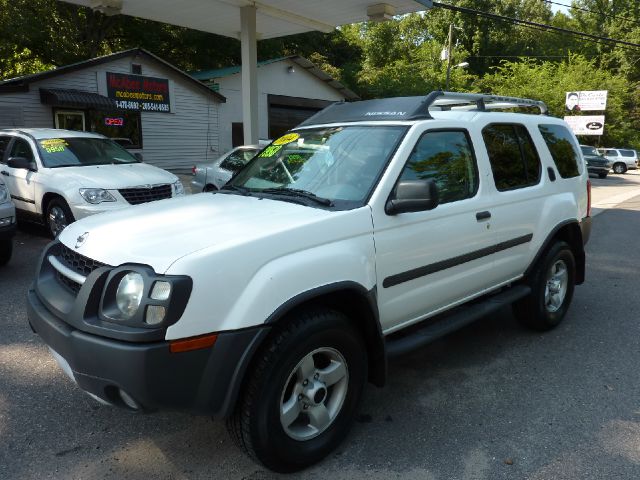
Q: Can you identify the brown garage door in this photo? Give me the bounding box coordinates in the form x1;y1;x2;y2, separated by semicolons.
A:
268;95;334;139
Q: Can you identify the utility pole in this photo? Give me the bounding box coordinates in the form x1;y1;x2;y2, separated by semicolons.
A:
445;23;453;90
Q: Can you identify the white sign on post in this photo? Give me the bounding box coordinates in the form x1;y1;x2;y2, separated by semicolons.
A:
564;115;605;136
565;90;608;111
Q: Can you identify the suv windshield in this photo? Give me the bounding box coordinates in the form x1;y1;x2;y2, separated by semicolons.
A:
227;126;407;208
36;137;139;168
580;146;599;156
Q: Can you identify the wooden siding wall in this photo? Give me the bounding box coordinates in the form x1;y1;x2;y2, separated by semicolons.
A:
0;55;220;172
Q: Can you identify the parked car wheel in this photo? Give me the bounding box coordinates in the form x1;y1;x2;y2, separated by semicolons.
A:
0;239;12;266
46;198;75;238
613;162;627;174
598;172;608;179
513;241;576;331
227;308;367;473
203;184;217;192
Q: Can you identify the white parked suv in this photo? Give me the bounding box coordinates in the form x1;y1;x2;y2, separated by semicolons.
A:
597;147;638;174
27;92;591;472
0;129;184;237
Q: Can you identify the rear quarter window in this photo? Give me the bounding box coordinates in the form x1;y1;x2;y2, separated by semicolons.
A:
619;150;636;157
538;124;581;178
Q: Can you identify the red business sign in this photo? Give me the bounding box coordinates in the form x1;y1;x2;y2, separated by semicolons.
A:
104;117;124;126
106;72;171;113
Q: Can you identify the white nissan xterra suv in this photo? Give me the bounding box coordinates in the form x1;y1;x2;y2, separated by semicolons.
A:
28;92;591;473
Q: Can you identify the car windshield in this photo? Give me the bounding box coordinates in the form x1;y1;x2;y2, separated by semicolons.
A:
580;146;599;156
227;126;407;208
36;137;139;168
219;148;259;173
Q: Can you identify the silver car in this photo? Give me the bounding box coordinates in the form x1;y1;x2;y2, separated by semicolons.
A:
0;178;16;266
192;143;268;192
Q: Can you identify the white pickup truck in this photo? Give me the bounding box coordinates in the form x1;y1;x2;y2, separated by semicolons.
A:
28;92;591;472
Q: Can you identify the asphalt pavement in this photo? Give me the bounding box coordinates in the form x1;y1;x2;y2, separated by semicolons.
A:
2;188;640;479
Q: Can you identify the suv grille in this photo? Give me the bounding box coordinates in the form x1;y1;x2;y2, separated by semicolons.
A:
118;184;172;205
55;245;107;294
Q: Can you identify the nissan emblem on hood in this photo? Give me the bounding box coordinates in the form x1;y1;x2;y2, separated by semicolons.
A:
75;232;89;249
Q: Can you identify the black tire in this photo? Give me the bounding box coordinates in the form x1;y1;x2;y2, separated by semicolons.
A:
598;172;607;179
513;241;576;331
613;163;627;174
203;184;217;192
46;197;75;238
227;308;367;473
0;239;12;266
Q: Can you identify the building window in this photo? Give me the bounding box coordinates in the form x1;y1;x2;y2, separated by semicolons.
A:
89;111;143;149
131;63;142;74
54;110;86;131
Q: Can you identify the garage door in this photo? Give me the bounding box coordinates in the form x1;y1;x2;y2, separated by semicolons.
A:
268;95;334;139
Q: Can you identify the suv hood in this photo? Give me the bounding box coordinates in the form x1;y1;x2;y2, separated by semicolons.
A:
59;193;341;273
50;163;177;189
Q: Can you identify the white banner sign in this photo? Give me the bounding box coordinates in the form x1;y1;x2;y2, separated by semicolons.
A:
565;90;608;111
564;115;605;136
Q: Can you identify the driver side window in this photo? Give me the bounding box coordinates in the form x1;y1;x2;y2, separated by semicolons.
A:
9;138;35;161
398;130;478;204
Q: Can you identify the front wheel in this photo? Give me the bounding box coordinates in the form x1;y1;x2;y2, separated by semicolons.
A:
598;172;608;179
227;309;367;473
0;239;12;266
46;198;75;238
513;241;576;331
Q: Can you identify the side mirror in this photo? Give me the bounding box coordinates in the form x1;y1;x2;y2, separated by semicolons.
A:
7;156;36;171
385;179;439;215
134;153;143;162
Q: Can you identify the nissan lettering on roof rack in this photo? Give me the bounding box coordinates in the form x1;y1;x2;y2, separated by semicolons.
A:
28;91;590;472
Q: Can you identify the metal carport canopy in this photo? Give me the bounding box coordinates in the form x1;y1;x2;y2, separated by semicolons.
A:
60;1;431;144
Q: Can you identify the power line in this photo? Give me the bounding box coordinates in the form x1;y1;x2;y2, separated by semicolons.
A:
541;0;639;25
431;1;640;51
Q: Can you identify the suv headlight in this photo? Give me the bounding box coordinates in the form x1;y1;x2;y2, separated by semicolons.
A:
115;272;144;319
79;188;116;204
100;266;192;328
0;184;8;204
173;180;185;196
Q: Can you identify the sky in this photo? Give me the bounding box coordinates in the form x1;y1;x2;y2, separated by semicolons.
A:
550;1;571;14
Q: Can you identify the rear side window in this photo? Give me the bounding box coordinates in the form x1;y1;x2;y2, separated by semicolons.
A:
398;130;478;204
0;136;11;162
220;149;257;173
619;149;636;157
482;124;541;191
538;124;581;178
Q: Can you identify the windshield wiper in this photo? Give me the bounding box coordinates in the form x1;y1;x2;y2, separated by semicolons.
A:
219;184;252;195
259;188;334;207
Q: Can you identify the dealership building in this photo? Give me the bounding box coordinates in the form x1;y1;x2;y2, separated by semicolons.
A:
0;48;356;171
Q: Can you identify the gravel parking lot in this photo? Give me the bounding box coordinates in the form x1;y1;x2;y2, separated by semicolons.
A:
2;172;640;479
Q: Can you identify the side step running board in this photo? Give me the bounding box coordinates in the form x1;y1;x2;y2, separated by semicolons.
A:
385;285;531;358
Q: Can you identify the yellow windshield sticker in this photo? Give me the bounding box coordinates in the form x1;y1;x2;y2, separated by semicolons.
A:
272;133;300;146
259;145;283;158
39;138;68;153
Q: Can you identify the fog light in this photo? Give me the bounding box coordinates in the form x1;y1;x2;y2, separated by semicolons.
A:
150;281;171;301
145;305;166;325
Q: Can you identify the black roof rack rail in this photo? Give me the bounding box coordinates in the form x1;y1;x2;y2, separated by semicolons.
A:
297;91;547;127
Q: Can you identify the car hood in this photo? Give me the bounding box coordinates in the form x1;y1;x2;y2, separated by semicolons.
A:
59;193;342;273
583;155;609;164
50;163;177;189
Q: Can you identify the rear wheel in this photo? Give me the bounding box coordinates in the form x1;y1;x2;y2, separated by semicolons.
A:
613;162;627;174
203;184;217;192
227;308;367;473
46;198;75;238
513;241;576;331
0;239;12;266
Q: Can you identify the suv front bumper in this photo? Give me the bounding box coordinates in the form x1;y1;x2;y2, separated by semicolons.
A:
28;287;268;416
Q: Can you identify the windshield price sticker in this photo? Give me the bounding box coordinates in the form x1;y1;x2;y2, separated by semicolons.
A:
259;145;283;158
273;133;300;146
39;138;68;153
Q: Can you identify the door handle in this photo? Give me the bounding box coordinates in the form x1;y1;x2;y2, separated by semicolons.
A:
0;171;8;176
476;211;491;221
547;167;556;182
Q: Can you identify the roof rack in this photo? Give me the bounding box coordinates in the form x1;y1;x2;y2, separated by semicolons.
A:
297;91;548;127
425;91;548;115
